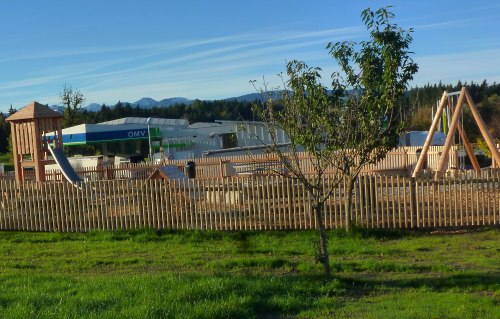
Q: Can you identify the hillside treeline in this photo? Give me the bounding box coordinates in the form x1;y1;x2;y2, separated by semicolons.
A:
80;99;258;124
1;80;499;155
407;80;500;141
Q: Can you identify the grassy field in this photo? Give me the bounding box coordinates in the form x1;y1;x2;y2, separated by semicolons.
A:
0;227;498;318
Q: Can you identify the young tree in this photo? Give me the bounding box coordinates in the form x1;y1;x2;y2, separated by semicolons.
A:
60;84;85;128
326;7;419;228
8;104;17;116
254;7;418;277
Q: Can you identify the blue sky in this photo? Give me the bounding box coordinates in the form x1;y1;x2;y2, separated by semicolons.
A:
1;0;500;112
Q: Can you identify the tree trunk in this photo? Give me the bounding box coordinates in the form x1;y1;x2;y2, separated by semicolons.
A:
314;201;331;277
344;176;356;230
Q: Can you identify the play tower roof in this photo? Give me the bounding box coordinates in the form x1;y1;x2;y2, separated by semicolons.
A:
6;101;62;122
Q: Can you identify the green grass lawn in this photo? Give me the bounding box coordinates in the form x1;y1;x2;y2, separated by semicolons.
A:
0;228;498;318
0;152;11;162
0;152;13;171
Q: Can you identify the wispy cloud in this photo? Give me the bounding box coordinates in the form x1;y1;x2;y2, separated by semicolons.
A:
413;49;500;86
2;26;363;103
0;75;65;91
1;16;500;111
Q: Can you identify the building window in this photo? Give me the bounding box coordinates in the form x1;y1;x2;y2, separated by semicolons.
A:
221;133;237;149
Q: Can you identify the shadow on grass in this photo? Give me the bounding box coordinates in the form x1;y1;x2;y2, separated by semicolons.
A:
331;225;499;240
181;271;500;317
264;271;498;316
0;271;496;318
338;272;500;296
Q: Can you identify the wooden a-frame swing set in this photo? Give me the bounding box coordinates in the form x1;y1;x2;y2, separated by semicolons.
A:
412;87;500;179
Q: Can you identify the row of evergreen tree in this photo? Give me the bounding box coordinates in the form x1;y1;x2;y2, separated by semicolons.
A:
80;99;258;124
1;80;499;155
407;80;500;110
407;80;500;141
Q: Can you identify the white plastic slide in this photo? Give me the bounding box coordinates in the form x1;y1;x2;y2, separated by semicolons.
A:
47;144;83;184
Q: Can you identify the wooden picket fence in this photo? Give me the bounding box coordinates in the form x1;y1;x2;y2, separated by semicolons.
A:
0;145;467;182
1;171;499;232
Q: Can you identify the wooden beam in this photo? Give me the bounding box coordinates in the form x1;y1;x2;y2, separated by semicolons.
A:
435;88;466;179
41;160;56;165
495;144;500;168
412;91;448;177
447;96;481;174
33;120;45;182
11;122;22;183
20;161;35;167
464;88;500;168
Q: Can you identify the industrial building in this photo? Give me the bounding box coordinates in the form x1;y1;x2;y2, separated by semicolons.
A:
48;117;291;163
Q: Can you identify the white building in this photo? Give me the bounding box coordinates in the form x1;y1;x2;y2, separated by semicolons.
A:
54;117;278;161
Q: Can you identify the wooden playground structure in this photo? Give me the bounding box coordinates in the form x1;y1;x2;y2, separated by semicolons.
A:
413;87;500;179
6;102;64;182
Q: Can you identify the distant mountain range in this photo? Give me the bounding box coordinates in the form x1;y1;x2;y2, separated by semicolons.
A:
46;91;296;113
73;93;269;112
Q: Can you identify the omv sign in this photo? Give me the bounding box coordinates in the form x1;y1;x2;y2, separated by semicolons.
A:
127;129;147;138
86;128;150;143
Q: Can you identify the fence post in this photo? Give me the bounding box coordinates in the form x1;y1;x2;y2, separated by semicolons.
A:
494;144;500;168
105;166;115;180
409;177;417;228
403;149;408;175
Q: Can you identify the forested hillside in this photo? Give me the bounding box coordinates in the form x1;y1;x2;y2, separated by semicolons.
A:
407;81;500;142
80;99;258;124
